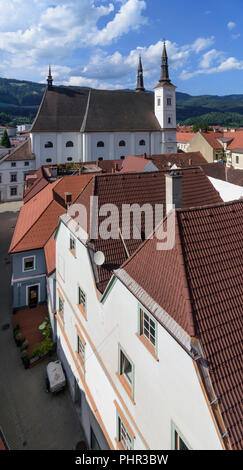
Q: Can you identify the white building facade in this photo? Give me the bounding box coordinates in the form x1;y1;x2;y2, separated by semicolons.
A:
54;214;224;451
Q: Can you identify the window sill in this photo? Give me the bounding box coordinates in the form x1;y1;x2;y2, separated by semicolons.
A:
116;373;135;405
136;333;159;361
77;304;86;320
69;249;76;259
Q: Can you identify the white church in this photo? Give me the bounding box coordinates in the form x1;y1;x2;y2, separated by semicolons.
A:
30;44;177;167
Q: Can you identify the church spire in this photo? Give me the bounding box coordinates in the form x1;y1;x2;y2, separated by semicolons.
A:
136;55;145;92
159;42;170;83
47;65;53;88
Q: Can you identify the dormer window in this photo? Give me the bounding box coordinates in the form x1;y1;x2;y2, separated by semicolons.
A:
97;141;104;148
44;141;53;148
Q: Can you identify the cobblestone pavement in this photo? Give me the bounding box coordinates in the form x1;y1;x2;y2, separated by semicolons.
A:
0;209;85;449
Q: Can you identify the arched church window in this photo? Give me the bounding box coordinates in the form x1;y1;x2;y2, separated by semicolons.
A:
139;139;146;146
66;141;74;147
119;140;126;147
46;158;52;163
44;141;53;148
67;157;73;161
97;141;104;148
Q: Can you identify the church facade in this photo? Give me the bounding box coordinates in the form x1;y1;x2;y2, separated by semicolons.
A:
30;44;177;167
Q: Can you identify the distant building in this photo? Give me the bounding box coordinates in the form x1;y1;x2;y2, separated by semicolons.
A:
0;126;16;138
30;44;177;167
0;139;35;202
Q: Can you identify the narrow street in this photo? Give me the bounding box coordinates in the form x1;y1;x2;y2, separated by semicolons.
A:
0;203;85;450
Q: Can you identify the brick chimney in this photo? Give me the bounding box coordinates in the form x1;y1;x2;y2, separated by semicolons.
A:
165;171;182;214
64;192;72;207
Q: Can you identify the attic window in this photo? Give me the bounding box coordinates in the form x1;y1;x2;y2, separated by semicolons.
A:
66;141;74;147
139;139;146;146
44;141;53;148
119;140;126;147
97;141;104;148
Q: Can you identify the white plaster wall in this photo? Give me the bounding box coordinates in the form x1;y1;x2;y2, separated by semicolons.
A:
31;132;81;166
55;220;223;451
231;151;243;169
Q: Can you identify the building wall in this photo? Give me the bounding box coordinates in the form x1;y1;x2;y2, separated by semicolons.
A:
0;158;35;202
187;133;223;163
12;249;47;309
230;151;243;169
54;220;223;450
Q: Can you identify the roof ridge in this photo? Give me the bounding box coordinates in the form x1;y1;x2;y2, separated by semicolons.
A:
30;86;47;133
80;88;91;133
176;198;243;213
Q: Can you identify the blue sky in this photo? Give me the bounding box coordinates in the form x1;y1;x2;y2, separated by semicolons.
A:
0;0;243;95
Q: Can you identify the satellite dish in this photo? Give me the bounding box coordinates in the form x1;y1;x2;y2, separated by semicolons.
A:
94;251;105;266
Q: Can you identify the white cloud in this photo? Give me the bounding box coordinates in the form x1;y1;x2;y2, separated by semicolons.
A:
199;49;223;69
227;21;236;30
191;36;215;53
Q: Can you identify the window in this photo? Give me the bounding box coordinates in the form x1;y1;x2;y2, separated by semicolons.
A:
117;415;133;450
120;156;125;160
138;305;157;356
10;187;17;196
97;141;104;148
23;256;35;272
67;157;73;162
90;428;101;450
10;173;17;182
78;286;86;312
118;346;134;400
59;296;64;318
46;158;52;163
44;141;53;148
24;161;29;166
98;157;103;161
168;117;171;124
167;97;172;106
139;139;146;146
70;235;76;255
66;141;74;147
236;155;239;164
11;162;16;167
0;174;1;183
119;140;126;147
157;98;161;106
171;423;190;450
77;334;85;366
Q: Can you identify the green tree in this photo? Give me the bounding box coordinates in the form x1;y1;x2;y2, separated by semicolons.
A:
0;129;11;148
192;122;212;132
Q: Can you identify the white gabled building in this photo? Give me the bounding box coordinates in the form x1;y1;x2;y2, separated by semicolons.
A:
52;171;241;451
30;44;177;168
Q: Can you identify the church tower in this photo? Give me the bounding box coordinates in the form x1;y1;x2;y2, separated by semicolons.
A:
154;42;177;153
136;55;145;92
47;65;53;88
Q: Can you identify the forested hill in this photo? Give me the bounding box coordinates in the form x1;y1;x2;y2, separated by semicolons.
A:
1;76;243;127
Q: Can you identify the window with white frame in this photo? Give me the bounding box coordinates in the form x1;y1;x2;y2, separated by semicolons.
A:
77;334;85;365
10;173;17;182
59;296;64;318
167;97;172;106
23;256;35;272
78;286;86;311
139;305;157;351
171;423;190;450
10;187;17;196
118;346;134;395
70;235;76;253
117;415;133;450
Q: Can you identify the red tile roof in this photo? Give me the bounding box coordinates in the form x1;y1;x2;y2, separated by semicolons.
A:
1;138;35;162
201;132;224;150
75;169;222;293
119;200;243;450
176;132;195;142
44;232;56;275
226;131;243;150
9;174;92;253
120;152;207;173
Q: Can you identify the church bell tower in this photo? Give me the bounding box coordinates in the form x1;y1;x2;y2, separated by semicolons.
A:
154;42;177;153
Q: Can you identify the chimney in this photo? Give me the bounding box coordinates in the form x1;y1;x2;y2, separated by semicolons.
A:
64;192;72;207
165;171;182;214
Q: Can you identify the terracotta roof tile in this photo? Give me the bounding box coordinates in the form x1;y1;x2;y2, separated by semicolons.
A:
44;232;56;275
